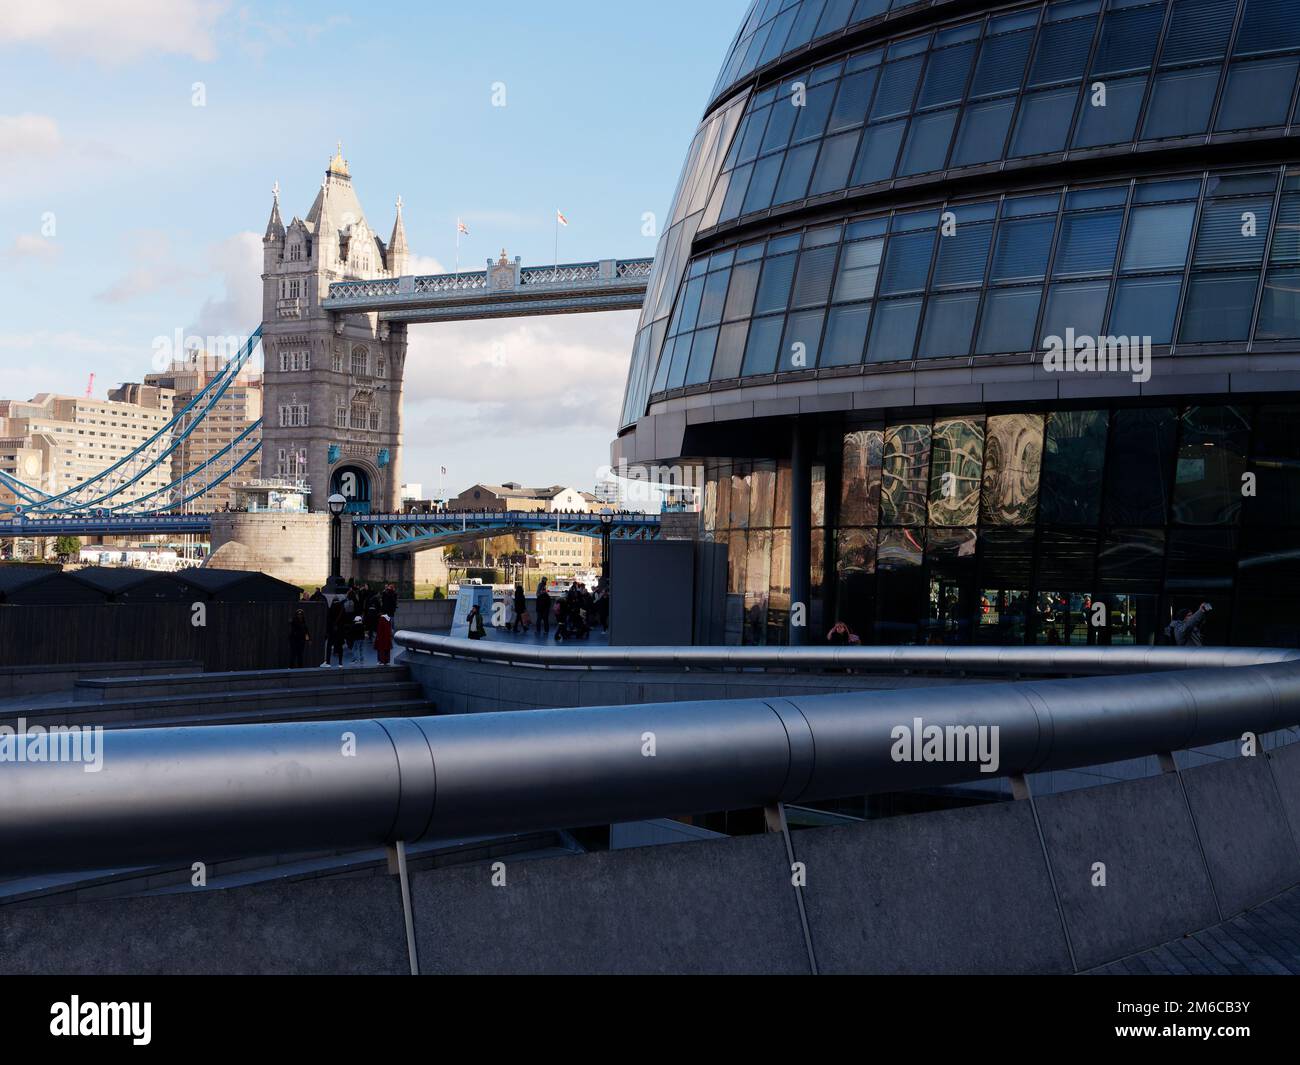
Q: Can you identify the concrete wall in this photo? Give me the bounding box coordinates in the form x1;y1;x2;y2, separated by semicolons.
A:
209;512;332;589
4;741;1298;974
400;650;977;714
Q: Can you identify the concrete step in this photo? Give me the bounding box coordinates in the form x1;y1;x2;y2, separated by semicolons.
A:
8;681;428;731
73;663;409;702
112;697;436;731
0;659;204;700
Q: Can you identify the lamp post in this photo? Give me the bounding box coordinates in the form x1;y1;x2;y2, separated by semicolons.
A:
599;512;614;596
326;493;348;601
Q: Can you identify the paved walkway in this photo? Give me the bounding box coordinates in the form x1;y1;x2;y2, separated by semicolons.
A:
1089;885;1300;975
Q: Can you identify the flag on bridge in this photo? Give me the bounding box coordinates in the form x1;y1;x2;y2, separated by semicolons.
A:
457;219;469;236
556;209;569;227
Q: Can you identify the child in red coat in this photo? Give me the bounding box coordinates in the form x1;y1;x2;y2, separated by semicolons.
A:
375;614;394;665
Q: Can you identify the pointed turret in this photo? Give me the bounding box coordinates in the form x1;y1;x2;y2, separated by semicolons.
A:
264;181;285;243
388;195;409;277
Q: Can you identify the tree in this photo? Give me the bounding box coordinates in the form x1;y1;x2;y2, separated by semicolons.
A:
55;536;82;560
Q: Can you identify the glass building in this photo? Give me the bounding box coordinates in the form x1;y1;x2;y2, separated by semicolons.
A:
615;0;1300;649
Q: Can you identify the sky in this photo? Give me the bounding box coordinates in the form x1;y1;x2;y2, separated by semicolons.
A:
0;0;750;496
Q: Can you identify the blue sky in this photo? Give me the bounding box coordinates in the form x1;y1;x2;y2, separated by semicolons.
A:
0;0;749;494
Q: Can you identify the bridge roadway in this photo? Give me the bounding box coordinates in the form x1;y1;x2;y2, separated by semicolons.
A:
320;256;654;323
0;510;662;555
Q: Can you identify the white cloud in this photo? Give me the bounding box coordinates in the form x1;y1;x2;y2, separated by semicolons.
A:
5;233;60;261
0;113;61;157
187;231;263;337
0;0;226;64
402;312;637;432
95;231;202;303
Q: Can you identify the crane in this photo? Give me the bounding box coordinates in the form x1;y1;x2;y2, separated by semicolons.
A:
84;373;94;399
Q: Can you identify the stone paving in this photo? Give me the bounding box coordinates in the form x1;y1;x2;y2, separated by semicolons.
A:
1089;884;1300;975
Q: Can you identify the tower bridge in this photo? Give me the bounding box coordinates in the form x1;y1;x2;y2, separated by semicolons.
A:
0;145;651;522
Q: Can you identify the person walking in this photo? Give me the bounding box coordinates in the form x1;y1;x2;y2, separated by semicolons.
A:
512;582;528;634
326;600;347;667
375;613;394;666
350;614;367;664
289;609;310;668
381;583;398;622
535;578;551;637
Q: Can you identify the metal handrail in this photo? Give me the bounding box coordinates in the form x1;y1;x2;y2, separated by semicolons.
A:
3;656;1299;875
394;632;1300;675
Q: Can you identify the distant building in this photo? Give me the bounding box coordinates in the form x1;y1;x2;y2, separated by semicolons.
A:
448;483;601;570
0;392;175;509
114;350;263;511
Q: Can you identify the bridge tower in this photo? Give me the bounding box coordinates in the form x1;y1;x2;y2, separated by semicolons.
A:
261;145;407;513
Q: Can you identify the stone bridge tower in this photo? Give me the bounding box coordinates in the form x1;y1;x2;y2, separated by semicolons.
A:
261;145;408;513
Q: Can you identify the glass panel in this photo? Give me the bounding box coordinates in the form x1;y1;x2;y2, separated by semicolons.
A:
1052;210;1123;277
851;119;906;185
1246;405;1300;525
1072;75;1145;147
778;309;825;370
1120;203;1196;271
1039;409;1108;524
684;326;720;385
898;107;957;176
975;285;1042;353
820;302;872;366
1108;275;1182;344
1040;280;1110;344
697;269;730;328
950;97;1016;166
740;314;785;375
723;259;762;320
1193;197;1273;268
790;244;838;307
710;320;750;380
1256;267;1300;339
1028;15;1097;86
828;69;879;133
980;413;1044;525
880;422;932;525
1010;87;1078;156
834;527;877;641
741;152;783;213
841;428;884;526
970;28;1033;97
917;42;976;109
1142;67;1218;139
833;237;883;301
809;130;861;194
870;55;925;121
932;220;992;288
990;216;1056;281
1161;0;1235;65
1216;57;1300;130
1091;4;1162;74
772;140;818;204
754;253;798;314
865;298;922;361
928;416;985;526
1103;407;1177;525
879;230;935;294
1178;272;1260;342
917;291;979;357
1171;406;1251;526
1234;0;1300;57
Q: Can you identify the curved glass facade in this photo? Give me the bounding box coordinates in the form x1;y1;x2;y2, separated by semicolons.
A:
703;401;1300;647
643;165;1300;394
617;0;1300;648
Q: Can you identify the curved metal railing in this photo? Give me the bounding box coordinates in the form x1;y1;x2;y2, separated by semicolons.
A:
2;651;1299;875
394;632;1300;675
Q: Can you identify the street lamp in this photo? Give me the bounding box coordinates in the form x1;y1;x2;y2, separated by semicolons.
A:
326;493;348;601
599;512;614;596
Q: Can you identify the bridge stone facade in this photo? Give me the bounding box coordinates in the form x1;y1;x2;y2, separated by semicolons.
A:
261;146;407;513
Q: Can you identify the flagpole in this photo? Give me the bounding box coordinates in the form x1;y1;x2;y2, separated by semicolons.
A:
455;218;460;276
554;210;559;279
